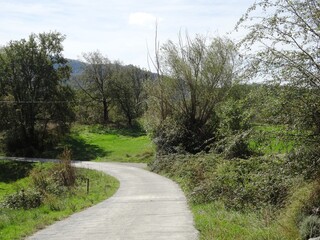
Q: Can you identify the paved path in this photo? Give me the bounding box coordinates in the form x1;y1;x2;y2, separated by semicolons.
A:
26;161;198;240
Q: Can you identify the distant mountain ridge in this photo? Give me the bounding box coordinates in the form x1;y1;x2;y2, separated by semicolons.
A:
67;59;85;76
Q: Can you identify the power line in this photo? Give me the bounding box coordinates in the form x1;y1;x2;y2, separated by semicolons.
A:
0;100;93;104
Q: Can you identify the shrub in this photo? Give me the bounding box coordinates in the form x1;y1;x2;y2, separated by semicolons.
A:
151;153;293;211
191;156;292;210
287;144;320;180
54;147;77;187
29;148;77;195
152;115;219;155
30;166;67;196
2;189;42;209
213;132;253;159
218;98;252;135
299;215;320;240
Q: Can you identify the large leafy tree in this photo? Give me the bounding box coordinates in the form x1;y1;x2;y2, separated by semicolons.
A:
77;51;113;124
237;0;320;133
146;34;238;153
0;32;74;156
110;64;149;127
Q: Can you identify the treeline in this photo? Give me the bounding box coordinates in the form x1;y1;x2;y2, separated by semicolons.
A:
70;52;152;127
0;0;319;159
0;0;319;237
0;36;153;156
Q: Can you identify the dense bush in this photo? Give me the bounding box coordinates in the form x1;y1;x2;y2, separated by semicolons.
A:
29;165;67;196
218;98;252;135
152;116;219;154
287;144;320;180
151;153;294;210
194;157;292;210
214;132;253;159
2;189;42;209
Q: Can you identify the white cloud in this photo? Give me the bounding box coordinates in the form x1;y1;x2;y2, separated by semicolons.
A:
128;12;158;27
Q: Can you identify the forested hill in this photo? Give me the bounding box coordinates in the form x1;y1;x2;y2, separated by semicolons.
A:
67;59;154;78
67;59;85;76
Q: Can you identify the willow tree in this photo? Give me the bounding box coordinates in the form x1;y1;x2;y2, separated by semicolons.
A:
146;34;238;153
237;0;320;134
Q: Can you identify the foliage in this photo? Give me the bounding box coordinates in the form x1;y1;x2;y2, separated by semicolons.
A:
299;215;320;240
1;188;42;210
219;132;253;159
0;32;75;156
286;143;320;180
237;0;320;134
76;51;113;124
74;53;150;126
55;148;76;187
218;98;252;135
110;64;149;126
146;34;238;153
151;153;295;211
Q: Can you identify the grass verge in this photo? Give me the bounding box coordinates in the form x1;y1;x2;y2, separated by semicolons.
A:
0;160;119;240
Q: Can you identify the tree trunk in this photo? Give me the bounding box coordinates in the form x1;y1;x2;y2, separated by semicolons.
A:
103;98;109;124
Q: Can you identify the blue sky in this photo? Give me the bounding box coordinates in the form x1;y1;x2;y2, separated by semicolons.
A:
0;0;255;69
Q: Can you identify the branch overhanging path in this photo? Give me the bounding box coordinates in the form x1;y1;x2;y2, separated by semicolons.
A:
20;160;198;240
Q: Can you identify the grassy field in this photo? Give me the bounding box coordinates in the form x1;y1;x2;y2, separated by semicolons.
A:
44;125;154;163
0;160;119;240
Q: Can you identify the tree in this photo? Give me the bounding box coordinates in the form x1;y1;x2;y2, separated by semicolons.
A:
236;0;320;133
146;34;238;153
77;51;113;124
110;64;149;127
0;32;75;156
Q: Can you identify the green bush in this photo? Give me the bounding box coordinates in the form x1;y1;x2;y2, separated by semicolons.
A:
213;132;254;159
218;98;252;135
29;166;67;196
299;215;320;240
151;153;293;211
152;115;219;155
2;189;42;209
30;148;77;193
287;144;320;180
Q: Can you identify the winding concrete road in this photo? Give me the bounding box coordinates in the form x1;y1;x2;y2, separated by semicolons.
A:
27;161;198;240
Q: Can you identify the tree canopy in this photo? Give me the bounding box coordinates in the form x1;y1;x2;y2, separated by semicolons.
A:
0;32;74;156
146;34;238;153
237;0;320;133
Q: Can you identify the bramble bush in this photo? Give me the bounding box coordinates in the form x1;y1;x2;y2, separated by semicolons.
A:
151;153;295;211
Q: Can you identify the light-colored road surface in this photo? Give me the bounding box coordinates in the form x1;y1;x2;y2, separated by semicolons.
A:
27;161;198;240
